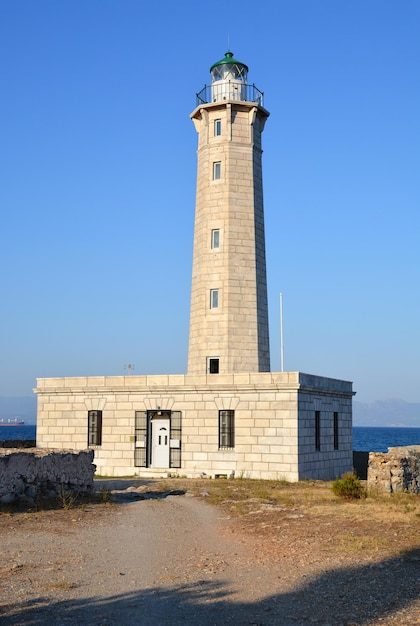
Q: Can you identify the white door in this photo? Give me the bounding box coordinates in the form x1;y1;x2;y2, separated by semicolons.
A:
151;418;170;467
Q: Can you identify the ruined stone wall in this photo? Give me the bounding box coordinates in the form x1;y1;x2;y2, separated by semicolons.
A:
0;448;95;505
367;446;420;494
0;440;36;449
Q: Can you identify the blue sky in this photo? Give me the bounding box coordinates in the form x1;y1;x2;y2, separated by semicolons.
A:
1;1;419;404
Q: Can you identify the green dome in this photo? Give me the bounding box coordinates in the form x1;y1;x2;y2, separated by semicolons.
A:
210;51;248;73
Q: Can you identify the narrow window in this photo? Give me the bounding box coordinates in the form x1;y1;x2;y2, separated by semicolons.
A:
210;289;219;309
88;410;102;446
315;410;320;451
208;358;219;374
213;161;221;180
214;119;222;136
211;229;220;249
219;410;234;448
333;412;339;450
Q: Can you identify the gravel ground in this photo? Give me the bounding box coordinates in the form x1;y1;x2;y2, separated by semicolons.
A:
0;481;419;625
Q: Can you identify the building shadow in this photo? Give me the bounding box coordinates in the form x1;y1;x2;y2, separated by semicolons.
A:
1;547;418;625
94;479;158;491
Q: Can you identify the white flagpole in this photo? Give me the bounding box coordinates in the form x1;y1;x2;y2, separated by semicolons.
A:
280;293;284;372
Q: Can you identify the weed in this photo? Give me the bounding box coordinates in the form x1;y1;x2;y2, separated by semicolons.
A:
98;487;111;503
332;472;367;500
56;487;78;510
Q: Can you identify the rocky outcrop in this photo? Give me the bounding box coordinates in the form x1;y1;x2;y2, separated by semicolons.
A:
0;448;95;505
367;445;420;494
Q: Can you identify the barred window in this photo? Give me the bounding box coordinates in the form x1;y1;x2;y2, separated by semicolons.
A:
315;410;321;451
88;410;102;446
219;410;234;448
333;412;339;450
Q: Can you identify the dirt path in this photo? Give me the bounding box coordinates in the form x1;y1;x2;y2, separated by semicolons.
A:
1;493;280;625
1;484;419;625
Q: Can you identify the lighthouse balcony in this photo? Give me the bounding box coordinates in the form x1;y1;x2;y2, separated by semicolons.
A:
196;82;264;107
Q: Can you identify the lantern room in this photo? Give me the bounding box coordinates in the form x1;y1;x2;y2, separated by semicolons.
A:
210;51;249;102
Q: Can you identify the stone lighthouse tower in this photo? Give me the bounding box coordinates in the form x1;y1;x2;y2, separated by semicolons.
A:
188;52;271;375
36;51;354;482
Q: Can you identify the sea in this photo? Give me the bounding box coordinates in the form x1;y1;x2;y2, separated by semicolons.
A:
0;424;36;441
0;424;419;452
352;426;420;452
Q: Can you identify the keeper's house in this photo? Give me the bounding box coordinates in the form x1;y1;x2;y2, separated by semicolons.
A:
35;52;354;480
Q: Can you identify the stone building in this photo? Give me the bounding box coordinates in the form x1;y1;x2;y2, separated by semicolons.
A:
35;52;354;480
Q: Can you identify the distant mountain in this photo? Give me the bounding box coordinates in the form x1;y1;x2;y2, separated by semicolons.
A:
353;399;420;427
0;396;37;423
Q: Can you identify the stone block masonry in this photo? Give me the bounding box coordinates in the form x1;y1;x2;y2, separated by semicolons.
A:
0;448;95;505
35;372;353;480
368;446;420;494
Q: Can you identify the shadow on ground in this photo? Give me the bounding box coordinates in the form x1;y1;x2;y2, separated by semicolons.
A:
94;479;186;502
1;547;419;625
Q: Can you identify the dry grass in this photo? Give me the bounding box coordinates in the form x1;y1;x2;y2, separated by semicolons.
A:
2;478;419;565
157;477;420;561
158;477;420;517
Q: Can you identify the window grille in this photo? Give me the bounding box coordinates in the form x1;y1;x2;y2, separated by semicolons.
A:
134;410;147;467
219;410;235;448
170;411;182;468
333;412;339;450
315;410;321;451
88;410;102;446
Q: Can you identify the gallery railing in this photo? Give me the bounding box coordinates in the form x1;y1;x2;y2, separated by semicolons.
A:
195;83;264;108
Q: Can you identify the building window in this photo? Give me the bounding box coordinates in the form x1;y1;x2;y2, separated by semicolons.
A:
219;410;234;448
315;410;321;451
214;119;222;136
88;410;102;446
210;289;219;309
213;161;221;180
208;358;219;374
211;229;220;249
333;412;339;450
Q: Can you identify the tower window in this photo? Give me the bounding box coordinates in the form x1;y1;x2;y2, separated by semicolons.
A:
208;358;219;374
333;412;339;450
219;410;235;448
211;229;220;249
315;411;321;451
213;161;221;180
210;289;219;309
214;119;222;136
88;410;102;446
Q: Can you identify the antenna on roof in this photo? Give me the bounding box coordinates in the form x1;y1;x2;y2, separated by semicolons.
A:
227;33;230;51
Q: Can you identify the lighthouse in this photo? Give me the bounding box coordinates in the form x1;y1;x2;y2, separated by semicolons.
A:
188;52;271;376
35;51;354;482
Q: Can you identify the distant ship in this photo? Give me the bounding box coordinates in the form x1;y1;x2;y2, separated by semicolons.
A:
0;418;25;426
